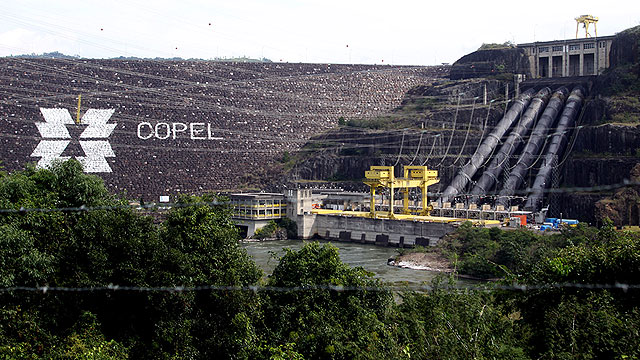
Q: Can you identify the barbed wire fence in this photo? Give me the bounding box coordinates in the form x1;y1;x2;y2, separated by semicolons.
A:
1;282;639;295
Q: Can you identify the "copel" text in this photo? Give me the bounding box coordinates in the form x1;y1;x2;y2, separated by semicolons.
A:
137;122;223;140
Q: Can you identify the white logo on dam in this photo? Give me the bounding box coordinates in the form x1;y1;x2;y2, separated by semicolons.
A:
30;108;117;173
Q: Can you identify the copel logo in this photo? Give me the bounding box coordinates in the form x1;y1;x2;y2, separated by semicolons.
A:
30;108;117;173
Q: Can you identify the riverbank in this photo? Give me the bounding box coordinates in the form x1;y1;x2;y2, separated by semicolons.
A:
387;251;454;273
242;239;449;285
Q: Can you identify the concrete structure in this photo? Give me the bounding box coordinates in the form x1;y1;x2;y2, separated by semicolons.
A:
312;215;456;247
518;36;614;78
319;191;371;211
285;188;318;239
283;188;494;247
230;192;286;237
233;187;503;246
430;204;532;223
285;188;313;217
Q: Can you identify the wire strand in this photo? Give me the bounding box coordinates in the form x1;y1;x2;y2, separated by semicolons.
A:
1;282;638;294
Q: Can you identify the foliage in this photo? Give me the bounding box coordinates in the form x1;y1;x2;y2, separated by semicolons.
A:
10;51;81;59
279;151;291;163
433;221;640;359
0;160;262;359
338;146;368;157
439;222;558;279
155;194;263;359
3;160;640;359
478;41;516;50
253;217;297;239
395;277;528;360
400;96;440;113
342;114;423;130
261;242;398;359
514;221;640;359
487;71;516;81
276;217;298;239
253;220;284;239
601;64;640;96
395;245;429;256
58;312;129;359
344;116;395;129
0;309;129;359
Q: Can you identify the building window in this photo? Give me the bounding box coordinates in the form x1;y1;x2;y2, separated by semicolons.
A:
584;43;595;50
569;44;580;51
599;42;606;48
552;45;563;52
539;47;549;53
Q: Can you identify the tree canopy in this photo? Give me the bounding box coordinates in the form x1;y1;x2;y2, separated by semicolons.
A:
1;160;639;359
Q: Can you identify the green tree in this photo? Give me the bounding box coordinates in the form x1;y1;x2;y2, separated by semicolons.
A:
0;160;263;359
253;218;297;239
395;278;528;360
57;312;129;359
262;242;398;359
516;221;640;359
155;195;263;359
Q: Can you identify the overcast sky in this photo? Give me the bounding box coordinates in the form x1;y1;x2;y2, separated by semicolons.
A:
1;0;638;65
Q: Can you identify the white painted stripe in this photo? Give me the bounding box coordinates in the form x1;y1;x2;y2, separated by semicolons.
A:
80;109;116;138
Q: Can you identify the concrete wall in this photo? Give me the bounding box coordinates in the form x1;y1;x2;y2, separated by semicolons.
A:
296;214;456;247
294;213;318;239
519;36;614;79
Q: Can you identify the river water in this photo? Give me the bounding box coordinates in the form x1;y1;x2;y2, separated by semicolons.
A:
242;239;444;285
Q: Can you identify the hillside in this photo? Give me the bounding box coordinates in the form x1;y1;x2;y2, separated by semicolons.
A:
282;78;511;193
588;25;640;126
0;58;447;199
284;25;640;224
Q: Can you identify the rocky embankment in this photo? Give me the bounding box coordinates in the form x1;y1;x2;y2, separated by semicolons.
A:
285;78;510;189
449;47;531;80
388;251;454;273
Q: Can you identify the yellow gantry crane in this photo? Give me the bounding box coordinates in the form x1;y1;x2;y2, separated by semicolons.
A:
575;15;598;38
364;165;439;219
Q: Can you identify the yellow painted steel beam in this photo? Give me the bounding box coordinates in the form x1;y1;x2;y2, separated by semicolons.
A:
312;209;503;226
364;165;439;218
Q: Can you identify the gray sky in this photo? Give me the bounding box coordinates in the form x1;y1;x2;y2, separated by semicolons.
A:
1;0;638;65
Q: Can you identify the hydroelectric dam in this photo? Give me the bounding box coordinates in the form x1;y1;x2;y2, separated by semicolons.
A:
236;79;593;247
2;30;633;244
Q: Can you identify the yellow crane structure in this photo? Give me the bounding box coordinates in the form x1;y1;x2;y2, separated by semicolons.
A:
575;15;598;38
364;165;439;219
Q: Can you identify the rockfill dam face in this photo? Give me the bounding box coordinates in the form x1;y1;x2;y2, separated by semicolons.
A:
0;59;447;200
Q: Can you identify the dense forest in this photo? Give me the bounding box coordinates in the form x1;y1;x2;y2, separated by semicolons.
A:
1;160;639;359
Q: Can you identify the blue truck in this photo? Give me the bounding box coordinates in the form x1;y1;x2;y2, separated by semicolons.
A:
539;218;579;231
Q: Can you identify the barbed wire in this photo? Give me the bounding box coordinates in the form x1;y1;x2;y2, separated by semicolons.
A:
0;200;223;214
1;282;638;294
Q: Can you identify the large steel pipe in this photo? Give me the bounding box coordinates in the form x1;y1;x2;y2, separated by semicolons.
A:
524;86;585;212
439;88;536;203
469;87;552;202
496;87;569;207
